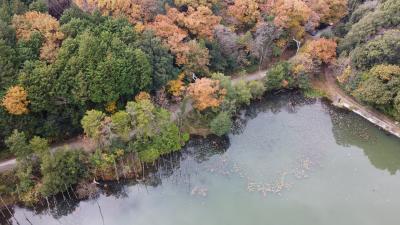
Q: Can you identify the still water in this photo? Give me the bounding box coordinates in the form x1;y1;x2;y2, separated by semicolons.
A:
3;92;400;225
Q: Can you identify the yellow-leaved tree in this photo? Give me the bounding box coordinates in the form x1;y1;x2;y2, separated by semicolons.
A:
168;73;186;97
228;0;260;28
2;86;29;115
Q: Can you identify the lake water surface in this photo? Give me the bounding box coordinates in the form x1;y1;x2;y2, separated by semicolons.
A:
3;92;400;225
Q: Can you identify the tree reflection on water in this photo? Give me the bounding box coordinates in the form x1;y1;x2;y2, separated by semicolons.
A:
3;90;400;224
232;90;316;135
328;102;400;175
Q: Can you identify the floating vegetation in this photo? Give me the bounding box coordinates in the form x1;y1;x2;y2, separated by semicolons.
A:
194;146;323;198
293;157;313;179
190;187;208;197
247;172;291;197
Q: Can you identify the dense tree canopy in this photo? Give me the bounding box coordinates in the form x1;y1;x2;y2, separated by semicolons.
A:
210;111;232;136
5;129;31;161
0;39;18;93
81;95;189;163
0;10;161;147
336;0;400;121
73;0;161;23
338;0;400;52
39;149;87;197
351;30;400;70
228;0;260;28
272;0;311;38
0;0;364;204
12;11;64;61
138;30;178;90
353;64;400;119
0;0;355;153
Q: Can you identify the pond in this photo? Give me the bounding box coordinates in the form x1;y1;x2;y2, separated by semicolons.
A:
2;91;400;225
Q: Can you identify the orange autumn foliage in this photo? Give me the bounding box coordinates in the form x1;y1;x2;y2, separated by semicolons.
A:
179;6;221;40
148;7;216;66
304;38;337;64
2;86;29;115
265;0;347;35
148;9;189;65
135;91;151;101
272;0;311;38
305;0;348;25
187;78;226;111
174;0;218;8
74;0;159;23
12;11;64;62
228;0;260;27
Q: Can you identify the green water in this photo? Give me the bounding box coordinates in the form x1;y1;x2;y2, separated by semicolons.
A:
3;92;400;225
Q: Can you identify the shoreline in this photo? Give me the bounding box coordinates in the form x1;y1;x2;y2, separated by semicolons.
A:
316;67;400;139
2;87;400;210
2;67;400;173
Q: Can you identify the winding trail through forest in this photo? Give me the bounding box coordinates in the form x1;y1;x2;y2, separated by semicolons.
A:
0;69;270;173
308;27;400;138
2;45;400;172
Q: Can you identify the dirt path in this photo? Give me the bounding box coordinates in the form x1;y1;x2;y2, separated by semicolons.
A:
3;46;400;172
0;136;95;172
316;67;400;138
0;158;16;172
231;69;268;84
0;67;273;173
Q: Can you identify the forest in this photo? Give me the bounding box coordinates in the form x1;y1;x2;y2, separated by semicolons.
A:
0;0;399;206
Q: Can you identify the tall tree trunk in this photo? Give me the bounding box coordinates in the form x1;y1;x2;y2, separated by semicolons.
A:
23;212;34;225
113;159;120;182
1;195;21;225
70;185;78;199
64;183;72;200
96;200;105;225
16;185;21;201
45;197;50;211
293;38;301;54
120;159;127;179
142;161;145;180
